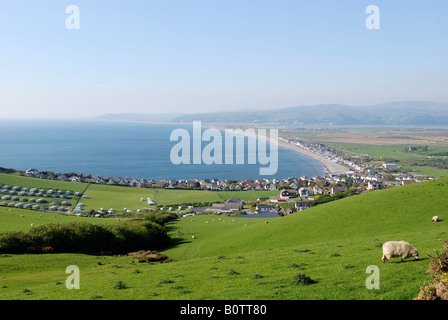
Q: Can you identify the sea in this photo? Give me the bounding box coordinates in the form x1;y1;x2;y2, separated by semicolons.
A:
0;120;326;181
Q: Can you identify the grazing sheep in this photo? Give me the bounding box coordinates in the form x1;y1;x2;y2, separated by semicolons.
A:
191;235;196;239
381;241;419;263
30;223;34;227
432;216;439;222
265;221;269;224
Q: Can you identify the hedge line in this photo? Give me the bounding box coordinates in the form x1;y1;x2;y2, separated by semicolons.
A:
0;220;171;255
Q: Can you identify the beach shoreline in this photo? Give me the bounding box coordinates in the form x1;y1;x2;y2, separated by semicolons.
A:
97;119;349;176
276;139;349;175
210;124;349;176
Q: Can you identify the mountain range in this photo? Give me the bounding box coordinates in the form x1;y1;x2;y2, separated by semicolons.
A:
95;101;448;125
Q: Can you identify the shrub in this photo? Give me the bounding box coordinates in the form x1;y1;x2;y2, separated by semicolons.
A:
158;279;175;284
227;269;240;275
289;263;307;270
415;239;448;300
291;273;317;286
113;281;127;290
0;221;171;255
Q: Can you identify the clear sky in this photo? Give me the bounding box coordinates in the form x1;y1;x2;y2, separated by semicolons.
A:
0;0;447;118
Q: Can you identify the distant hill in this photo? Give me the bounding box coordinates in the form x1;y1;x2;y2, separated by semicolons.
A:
172;101;448;125
94;113;182;122
94;101;448;125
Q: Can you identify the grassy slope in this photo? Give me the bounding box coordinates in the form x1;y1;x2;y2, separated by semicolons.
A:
1;177;447;300
0;206;123;233
0;173;278;212
0;173;87;193
163;178;448;260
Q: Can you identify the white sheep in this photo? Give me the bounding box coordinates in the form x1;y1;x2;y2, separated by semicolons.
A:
30;223;34;227
265;221;269;224
432;216;439;222
381;241;419;263
191;235;196;239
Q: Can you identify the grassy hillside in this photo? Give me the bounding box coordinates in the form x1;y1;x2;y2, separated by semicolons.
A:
0;173;278;213
163;177;448;260
1;177;447;300
0;173;87;193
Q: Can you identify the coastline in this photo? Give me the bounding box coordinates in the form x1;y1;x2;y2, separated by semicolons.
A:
276;139;349;175
96;119;349;176
209;124;349;176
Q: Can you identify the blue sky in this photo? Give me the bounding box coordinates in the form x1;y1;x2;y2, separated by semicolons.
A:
0;0;447;118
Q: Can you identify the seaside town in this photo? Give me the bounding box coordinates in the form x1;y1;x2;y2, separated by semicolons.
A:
20;139;431;189
5;138;432;217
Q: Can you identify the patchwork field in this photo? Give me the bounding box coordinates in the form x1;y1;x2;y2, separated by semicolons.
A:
279;126;448;177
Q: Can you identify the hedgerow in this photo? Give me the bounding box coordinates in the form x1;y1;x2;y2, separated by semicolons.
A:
0;220;170;255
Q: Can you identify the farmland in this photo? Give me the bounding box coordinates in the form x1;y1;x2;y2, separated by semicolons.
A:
278;126;448;177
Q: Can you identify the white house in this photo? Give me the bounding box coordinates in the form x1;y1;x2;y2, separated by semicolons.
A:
298;187;314;198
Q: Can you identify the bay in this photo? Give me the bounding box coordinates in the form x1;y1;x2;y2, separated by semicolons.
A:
0;120;326;181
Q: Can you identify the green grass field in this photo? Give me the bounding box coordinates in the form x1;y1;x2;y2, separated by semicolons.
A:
0;173;87;193
323;142;448;177
1;174;447;300
1;173;279;213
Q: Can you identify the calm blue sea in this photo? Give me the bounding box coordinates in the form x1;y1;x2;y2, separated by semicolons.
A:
0;120;326;181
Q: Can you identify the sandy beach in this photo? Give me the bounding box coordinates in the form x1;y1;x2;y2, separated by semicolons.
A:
275;139;349;175
123;120;349;176
212;125;349;176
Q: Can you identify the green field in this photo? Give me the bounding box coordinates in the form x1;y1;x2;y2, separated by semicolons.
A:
1;173;279;214
1;174;447;300
324;142;448;177
0;173;87;193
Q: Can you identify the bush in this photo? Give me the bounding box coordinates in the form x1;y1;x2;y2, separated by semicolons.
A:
144;210;177;226
291;273;317;285
0;221;171;255
113;281;127;290
415;239;448;300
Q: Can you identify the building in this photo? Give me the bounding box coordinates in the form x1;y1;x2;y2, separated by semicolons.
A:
295;201;310;211
279;189;298;200
256;204;276;213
